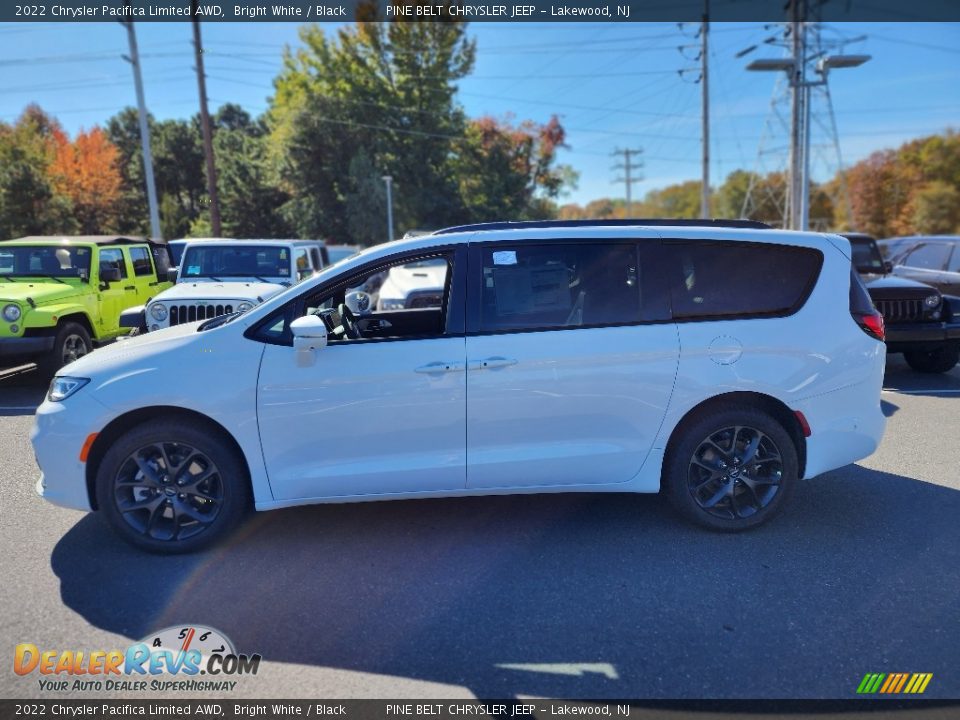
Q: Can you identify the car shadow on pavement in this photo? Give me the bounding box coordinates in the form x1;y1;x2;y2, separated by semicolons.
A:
883;355;960;397
50;465;960;699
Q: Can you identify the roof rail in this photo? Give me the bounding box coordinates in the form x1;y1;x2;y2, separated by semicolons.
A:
433;218;773;235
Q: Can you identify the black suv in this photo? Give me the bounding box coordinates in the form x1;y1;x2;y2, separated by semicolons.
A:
845;233;960;373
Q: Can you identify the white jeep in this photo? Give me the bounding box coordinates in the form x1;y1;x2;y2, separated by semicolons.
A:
143;239;325;331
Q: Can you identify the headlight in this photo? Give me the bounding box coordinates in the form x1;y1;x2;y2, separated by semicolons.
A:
924;294;941;308
236;301;254;313
149;303;168;321
48;376;90;402
380;299;406;311
2;303;21;322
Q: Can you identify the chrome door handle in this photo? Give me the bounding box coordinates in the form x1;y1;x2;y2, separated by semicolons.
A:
415;361;465;374
470;356;518;370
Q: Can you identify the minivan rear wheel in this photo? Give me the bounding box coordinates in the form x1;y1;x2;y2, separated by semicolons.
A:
95;419;250;553
665;406;798;531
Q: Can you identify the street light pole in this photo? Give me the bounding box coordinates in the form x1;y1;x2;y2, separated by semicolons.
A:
382;176;394;242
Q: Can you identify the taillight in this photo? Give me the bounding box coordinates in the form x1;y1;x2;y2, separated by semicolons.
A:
855;311;885;341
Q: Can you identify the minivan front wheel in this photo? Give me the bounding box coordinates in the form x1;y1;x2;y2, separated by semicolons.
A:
665;407;798;531
95;419;250;553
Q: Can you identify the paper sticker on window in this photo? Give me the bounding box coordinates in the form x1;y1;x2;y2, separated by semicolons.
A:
492;250;517;266
186;265;200;275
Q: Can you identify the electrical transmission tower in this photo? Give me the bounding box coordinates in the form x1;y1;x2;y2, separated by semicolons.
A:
612;148;644;217
739;3;869;230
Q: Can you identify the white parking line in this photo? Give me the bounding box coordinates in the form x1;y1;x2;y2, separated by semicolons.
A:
882;388;960;395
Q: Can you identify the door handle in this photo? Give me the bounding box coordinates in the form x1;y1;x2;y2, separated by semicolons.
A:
415;361;466;374
470;356;518;370
124;285;136;291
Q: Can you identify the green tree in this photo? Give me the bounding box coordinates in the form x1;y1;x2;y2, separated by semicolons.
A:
269;17;476;238
911;180;960;234
0;105;75;238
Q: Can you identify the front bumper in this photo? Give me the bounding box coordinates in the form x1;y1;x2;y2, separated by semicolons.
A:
0;335;55;358
31;391;114;512
885;320;960;351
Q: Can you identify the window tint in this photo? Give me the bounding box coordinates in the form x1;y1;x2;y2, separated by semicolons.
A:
479;243;640;332
252;252;454;346
903;243;951;270
849;268;875;315
665;241;822;319
130;247;153;276
99;248;128;279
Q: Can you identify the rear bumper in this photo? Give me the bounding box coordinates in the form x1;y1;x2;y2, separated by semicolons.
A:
0;336;54;357
795;344;887;479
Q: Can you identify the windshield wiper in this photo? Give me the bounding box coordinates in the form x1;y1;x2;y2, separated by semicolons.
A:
197;311;241;331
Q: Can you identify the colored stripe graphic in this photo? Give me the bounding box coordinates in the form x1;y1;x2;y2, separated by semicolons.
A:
857;672;932;694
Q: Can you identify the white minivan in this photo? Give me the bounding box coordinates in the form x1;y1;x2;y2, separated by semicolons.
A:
32;220;887;553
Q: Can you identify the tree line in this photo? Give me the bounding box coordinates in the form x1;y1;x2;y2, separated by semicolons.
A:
559;130;960;237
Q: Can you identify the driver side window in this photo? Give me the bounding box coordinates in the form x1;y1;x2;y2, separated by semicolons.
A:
253;251;454;346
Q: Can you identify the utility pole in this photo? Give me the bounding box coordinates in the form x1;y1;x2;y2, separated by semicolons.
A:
191;1;222;236
120;17;161;240
382;176;394;241
700;0;710;218
789;0;806;230
612;148;643;217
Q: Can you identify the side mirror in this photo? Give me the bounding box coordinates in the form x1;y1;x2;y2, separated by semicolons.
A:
291;315;328;351
100;267;122;283
883;261;893;274
167;268;179;283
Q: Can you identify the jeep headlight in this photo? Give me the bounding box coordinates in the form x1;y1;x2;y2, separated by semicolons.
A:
149;303;168;321
924;294;941;308
48;376;89;402
236;301;254;313
2;303;21;322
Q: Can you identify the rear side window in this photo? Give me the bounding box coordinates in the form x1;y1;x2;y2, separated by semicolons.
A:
479;243;641;332
849;268;875;314
99;248;128;279
903;243;951;270
665;241;822;320
130;247;153;276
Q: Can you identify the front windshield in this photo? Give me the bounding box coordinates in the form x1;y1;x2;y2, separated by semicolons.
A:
0;245;92;278
181;245;291;279
850;240;884;272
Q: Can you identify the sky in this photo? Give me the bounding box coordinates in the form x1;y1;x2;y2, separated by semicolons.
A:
0;20;957;206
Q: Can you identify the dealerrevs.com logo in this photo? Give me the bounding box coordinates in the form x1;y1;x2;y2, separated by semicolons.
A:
14;625;261;692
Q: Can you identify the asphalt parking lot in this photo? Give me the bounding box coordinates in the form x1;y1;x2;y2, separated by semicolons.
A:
1;358;958;701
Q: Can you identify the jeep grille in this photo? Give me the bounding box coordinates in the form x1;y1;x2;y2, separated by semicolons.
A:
169;304;234;326
874;298;924;324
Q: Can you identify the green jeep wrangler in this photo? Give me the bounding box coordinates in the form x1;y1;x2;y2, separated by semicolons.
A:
0;236;173;376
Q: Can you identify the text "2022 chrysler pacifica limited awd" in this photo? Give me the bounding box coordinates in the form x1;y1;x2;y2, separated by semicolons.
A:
32;220;886;553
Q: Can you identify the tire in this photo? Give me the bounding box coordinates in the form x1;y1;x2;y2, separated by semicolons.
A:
95;418;251;554
664;405;798;532
36;321;92;378
904;345;960;374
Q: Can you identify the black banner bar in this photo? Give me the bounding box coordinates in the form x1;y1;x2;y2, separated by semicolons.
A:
2;700;960;720
4;0;960;23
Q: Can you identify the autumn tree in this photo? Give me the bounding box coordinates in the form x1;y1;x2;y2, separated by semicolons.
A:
49;127;123;234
